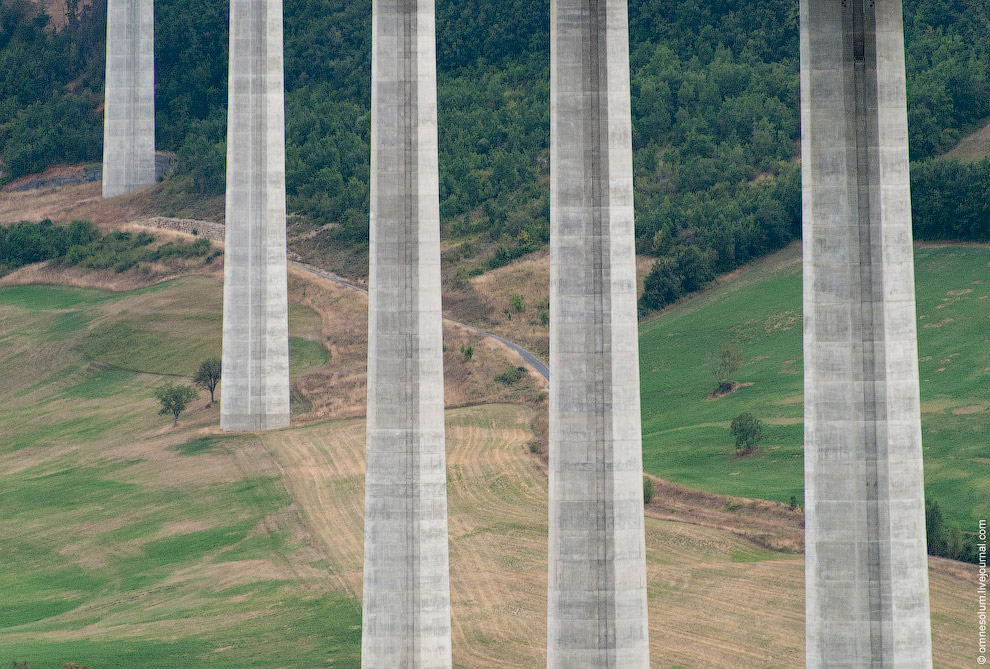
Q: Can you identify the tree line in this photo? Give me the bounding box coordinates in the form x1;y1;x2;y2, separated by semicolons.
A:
1;0;988;311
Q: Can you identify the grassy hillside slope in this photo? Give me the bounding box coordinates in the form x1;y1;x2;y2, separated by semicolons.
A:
0;278;971;666
639;243;990;531
0;270;974;666
0;279;362;667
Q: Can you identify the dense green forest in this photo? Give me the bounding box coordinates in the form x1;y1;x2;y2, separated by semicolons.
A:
1;0;989;311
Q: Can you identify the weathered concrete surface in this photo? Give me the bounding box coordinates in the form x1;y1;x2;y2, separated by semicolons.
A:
361;0;452;667
219;0;290;432
102;0;155;197
548;1;650;667
800;0;933;665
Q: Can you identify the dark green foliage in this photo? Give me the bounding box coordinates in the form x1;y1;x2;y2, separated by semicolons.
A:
154;383;198;426
730;412;764;454
789;495;798;511
494;366;527;385
0;220;98;271
0;0;107;182
926;496;980;563
910;158;990;241
193;357;221;404
903;0;990;159
460;344;473;361
11;661;35;669
0;220;212;275
643;476;655;505
66;231;210;272
2;0;989;294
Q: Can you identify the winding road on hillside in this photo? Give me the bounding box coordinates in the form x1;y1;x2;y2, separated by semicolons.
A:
291;259;551;382
132;216;551;383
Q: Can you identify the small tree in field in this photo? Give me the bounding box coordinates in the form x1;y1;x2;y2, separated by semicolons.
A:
730;412;765;455
193;357;221;404
707;342;742;395
155;384;198;427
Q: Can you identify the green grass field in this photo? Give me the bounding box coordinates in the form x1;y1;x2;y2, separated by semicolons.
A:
639;243;990;529
0;277;356;668
0;267;976;667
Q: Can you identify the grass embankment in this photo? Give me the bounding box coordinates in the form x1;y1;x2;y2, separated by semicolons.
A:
639;243;990;530
0;279;358;668
0;274;974;667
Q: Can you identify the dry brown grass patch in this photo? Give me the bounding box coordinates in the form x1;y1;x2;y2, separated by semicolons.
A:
286;266;547;423
444;250;654;365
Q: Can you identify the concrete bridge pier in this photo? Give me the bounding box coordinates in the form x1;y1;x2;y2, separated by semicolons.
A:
102;0;156;197
219;0;291;431
547;1;650;667
800;0;933;665
361;0;452;667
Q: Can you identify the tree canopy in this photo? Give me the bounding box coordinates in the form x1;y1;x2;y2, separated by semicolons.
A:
155;383;198;426
1;0;988;312
193;357;222;404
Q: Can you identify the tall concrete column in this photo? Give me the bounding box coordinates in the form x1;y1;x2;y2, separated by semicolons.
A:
219;0;290;432
361;0;452;667
801;0;933;665
548;1;649;667
102;0;155;197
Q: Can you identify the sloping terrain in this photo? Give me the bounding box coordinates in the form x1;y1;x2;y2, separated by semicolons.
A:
0;263;975;668
946;120;990;162
639;242;990;532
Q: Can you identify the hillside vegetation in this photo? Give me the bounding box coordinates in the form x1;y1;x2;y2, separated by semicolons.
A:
0;277;972;667
638;243;990;545
2;0;990;306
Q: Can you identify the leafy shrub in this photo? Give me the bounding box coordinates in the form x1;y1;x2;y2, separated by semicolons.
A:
643;477;655;505
494;366;527;385
0;220;215;276
730;412;765;454
155;383;199;426
926;496;980;563
0;219;98;271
